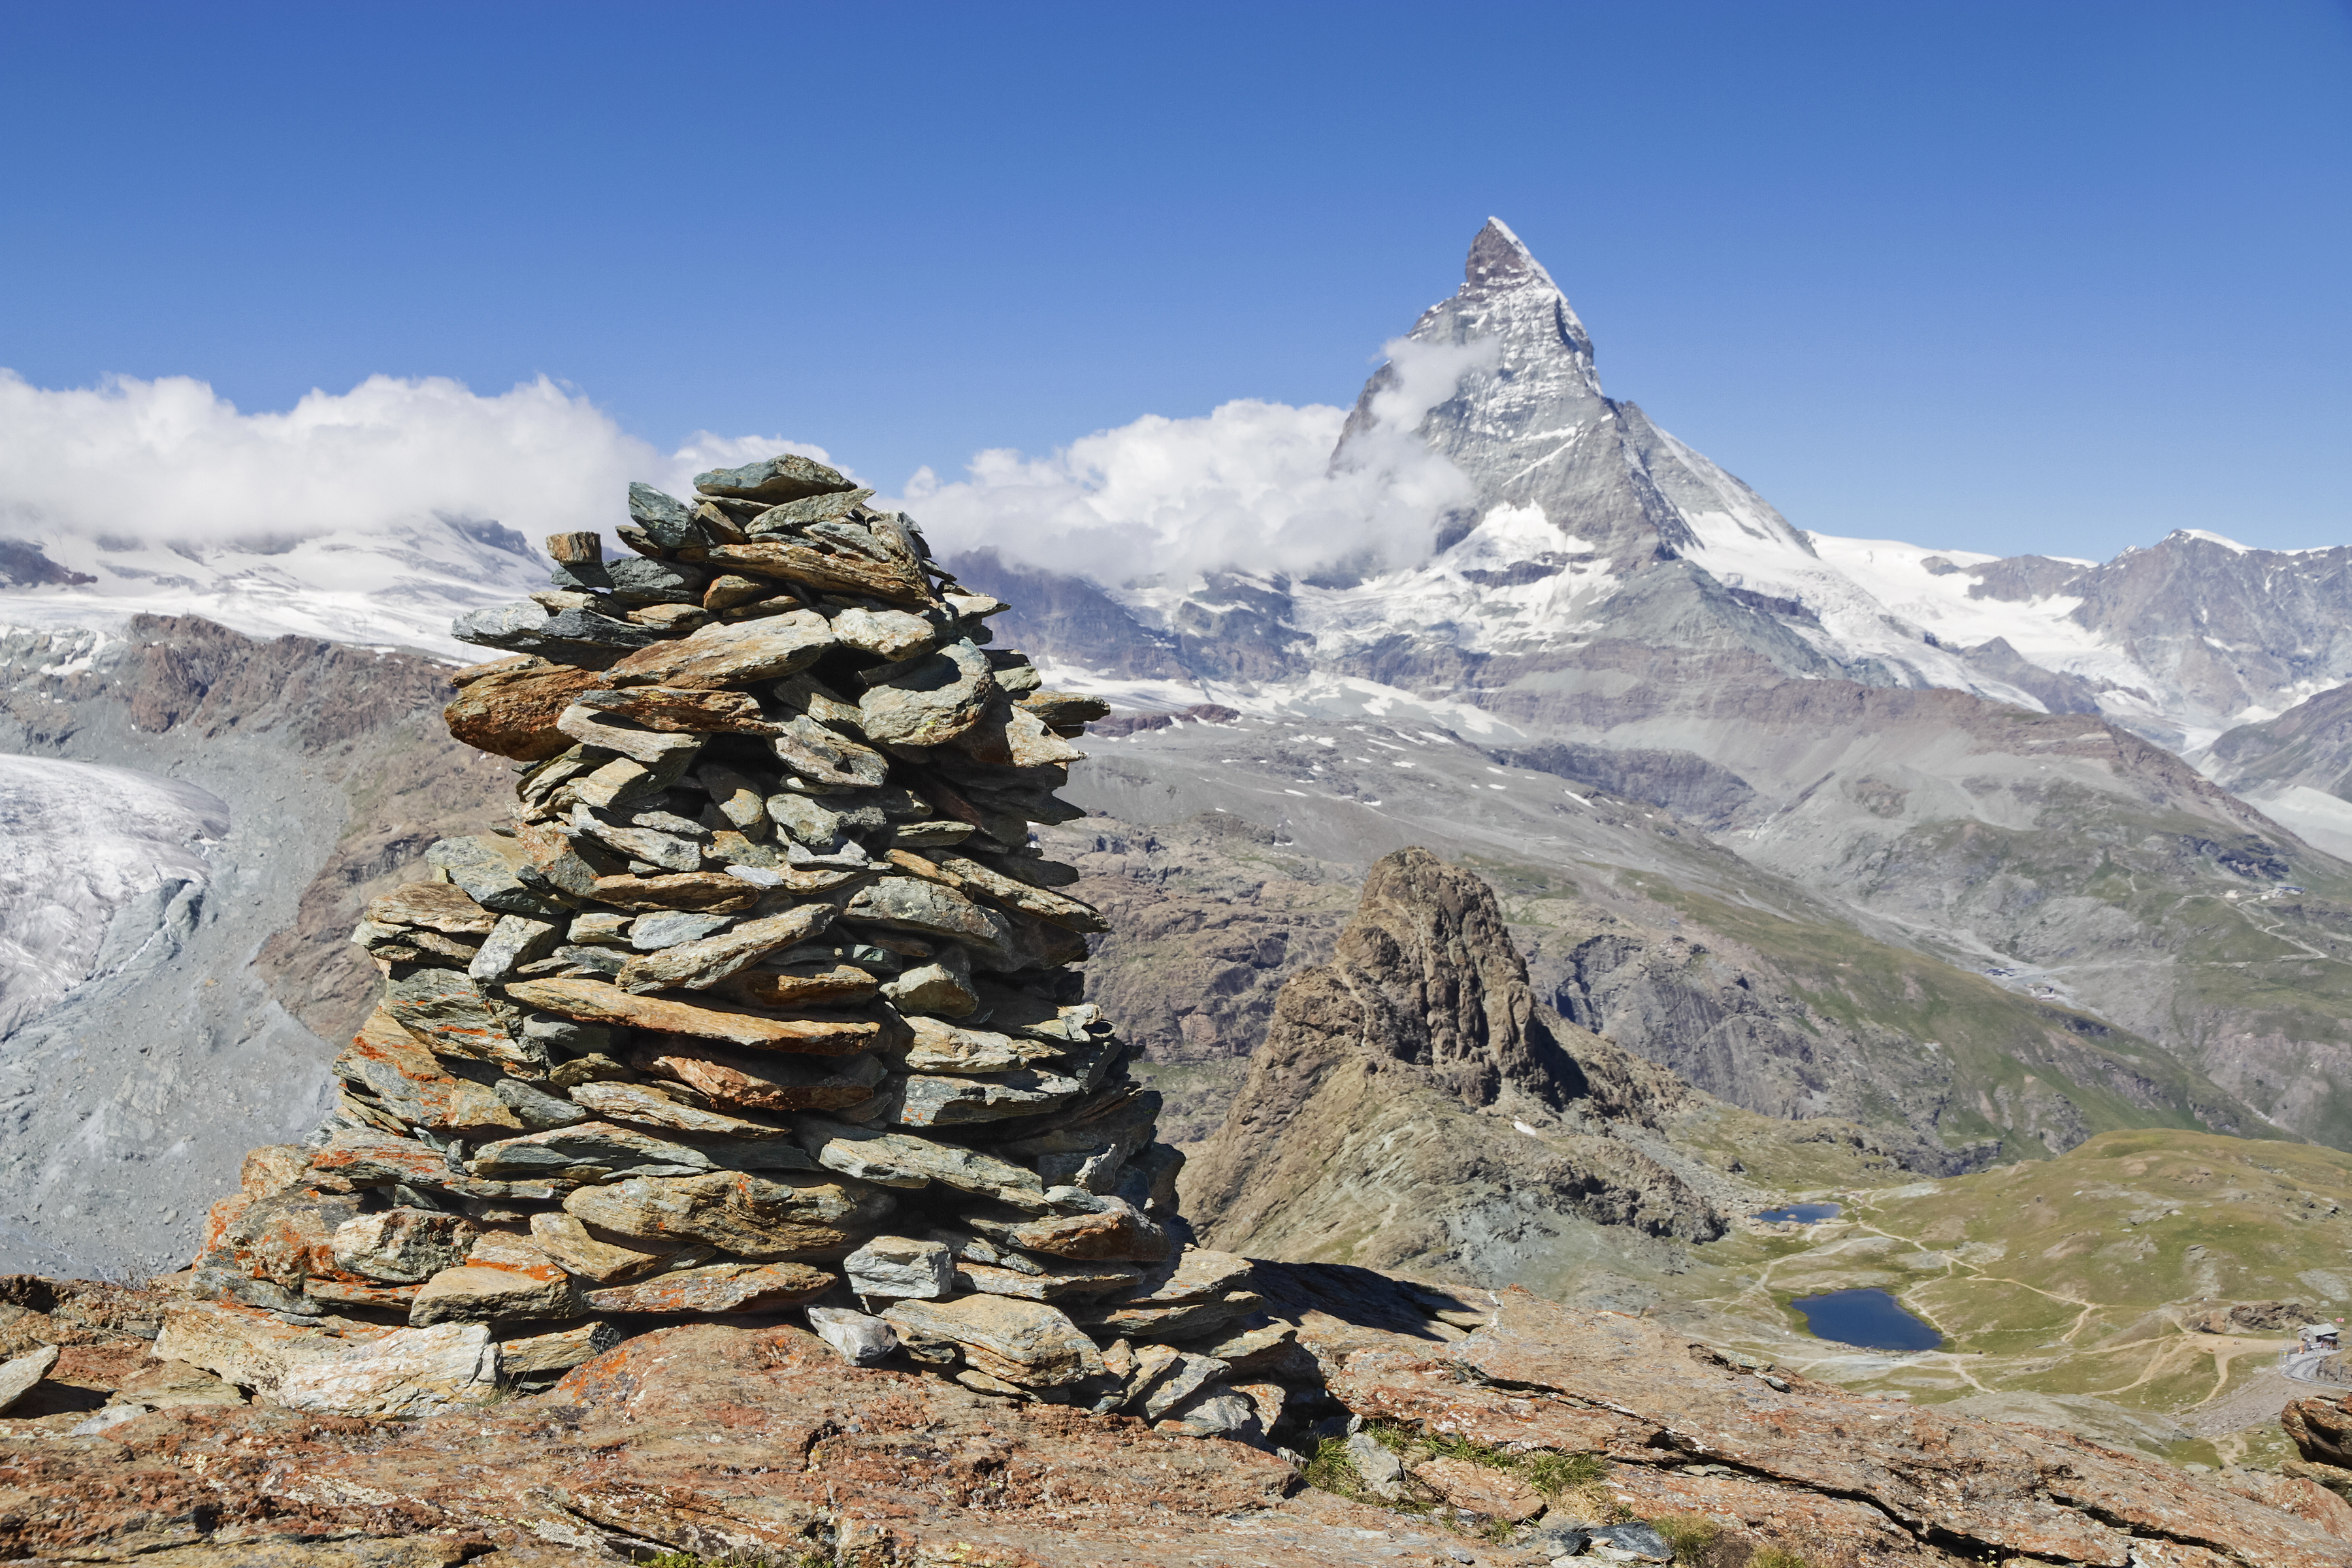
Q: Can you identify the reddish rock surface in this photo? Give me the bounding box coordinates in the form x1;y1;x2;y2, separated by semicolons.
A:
2;1269;2347;1565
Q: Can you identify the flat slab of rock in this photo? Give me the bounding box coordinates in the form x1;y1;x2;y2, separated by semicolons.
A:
792;1116;1044;1203
626;1040;885;1111
581;1261;833;1315
496;1320;624;1376
332;1209;481;1284
335;1015;525;1138
691;541;932;606
604;612;834;689
0;1344;60;1415
566;1079;796;1139
845;1236;954;1300
1411;1453;1546;1523
563;1169;892;1258
694;453;857;502
276;1324;500;1420
503;977;882;1054
882;1296;1105;1389
152;1300;340;1395
444;657;607;761
955;1259;1138;1302
410;1263;580;1326
992;1198;1169;1264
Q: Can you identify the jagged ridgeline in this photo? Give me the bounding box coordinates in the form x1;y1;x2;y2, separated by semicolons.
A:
186;455;1275;1422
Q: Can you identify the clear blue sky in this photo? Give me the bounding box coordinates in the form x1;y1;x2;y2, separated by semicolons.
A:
3;1;2347;560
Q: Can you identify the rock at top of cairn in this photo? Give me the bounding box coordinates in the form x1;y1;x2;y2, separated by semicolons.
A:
178;458;1275;1441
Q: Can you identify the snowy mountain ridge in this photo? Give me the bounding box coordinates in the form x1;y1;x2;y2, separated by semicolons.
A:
0;513;549;659
1025;220;2352;762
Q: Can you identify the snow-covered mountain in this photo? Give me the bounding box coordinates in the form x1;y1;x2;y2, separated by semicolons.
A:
0;514;546;659
968;219;2352;759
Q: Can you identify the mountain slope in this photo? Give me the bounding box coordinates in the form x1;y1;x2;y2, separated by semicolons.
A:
0;616;504;1277
2206;681;2352;862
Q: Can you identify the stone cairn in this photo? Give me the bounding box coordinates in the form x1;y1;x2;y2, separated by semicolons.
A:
181;455;1286;1437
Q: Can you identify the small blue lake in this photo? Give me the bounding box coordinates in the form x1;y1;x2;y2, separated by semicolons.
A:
1754;1203;1842;1223
1790;1288;1942;1352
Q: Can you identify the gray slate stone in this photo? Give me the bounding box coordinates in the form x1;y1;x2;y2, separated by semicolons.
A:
844;1235;955;1299
468;914;562;983
694;454;857;503
630;911;734;950
627;482;709;549
494;1076;591;1130
857;640;996;747
806;1305;898;1365
427;836;564;918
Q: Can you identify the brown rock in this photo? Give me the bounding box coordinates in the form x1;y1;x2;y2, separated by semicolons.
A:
881;1295;1105;1388
150;1299;337;1394
581;1261;834;1315
564;1079;793;1140
563;1170;894;1258
276;1322;501;1419
2288;1395;2352;1469
1313;1279;2351;1568
586;870;768;912
956;1260;1139;1302
604;611;834;689
14;1271;2323;1568
443;659;604;760
502;976;883;1054
496;1319;624;1377
410;1263;580;1326
330;1209;482;1284
613;902;839;993
2218;1469;2352;1542
1410;1453;1545;1523
305;1279;423;1310
0;1343;59;1416
204;1184;361;1289
722;961;880;1009
366;882;500;936
1004;1198;1170;1264
335;1008;523;1138
568;684;778;735
627;1039;886;1111
689;540;932;606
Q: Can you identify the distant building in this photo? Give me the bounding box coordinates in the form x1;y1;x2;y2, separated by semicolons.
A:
2300;1324;2340;1350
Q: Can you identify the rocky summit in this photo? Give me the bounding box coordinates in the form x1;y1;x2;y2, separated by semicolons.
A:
3;457;2349;1567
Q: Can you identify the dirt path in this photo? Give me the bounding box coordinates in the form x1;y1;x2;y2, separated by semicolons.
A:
2188;1365;2302;1439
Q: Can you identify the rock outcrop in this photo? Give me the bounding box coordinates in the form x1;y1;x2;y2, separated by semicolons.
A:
1183;846;1721;1283
3;1268;2346;1565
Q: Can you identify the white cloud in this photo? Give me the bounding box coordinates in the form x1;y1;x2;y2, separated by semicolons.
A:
0;369;840;550
0;332;1483;621
888;336;1485;586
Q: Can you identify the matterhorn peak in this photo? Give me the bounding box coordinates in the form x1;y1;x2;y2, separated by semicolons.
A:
1464;216;1560;297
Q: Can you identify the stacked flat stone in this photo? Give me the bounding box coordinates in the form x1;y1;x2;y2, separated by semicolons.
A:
184;455;1289;1432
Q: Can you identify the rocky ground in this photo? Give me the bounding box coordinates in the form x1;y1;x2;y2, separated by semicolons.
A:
7;1266;2352;1566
